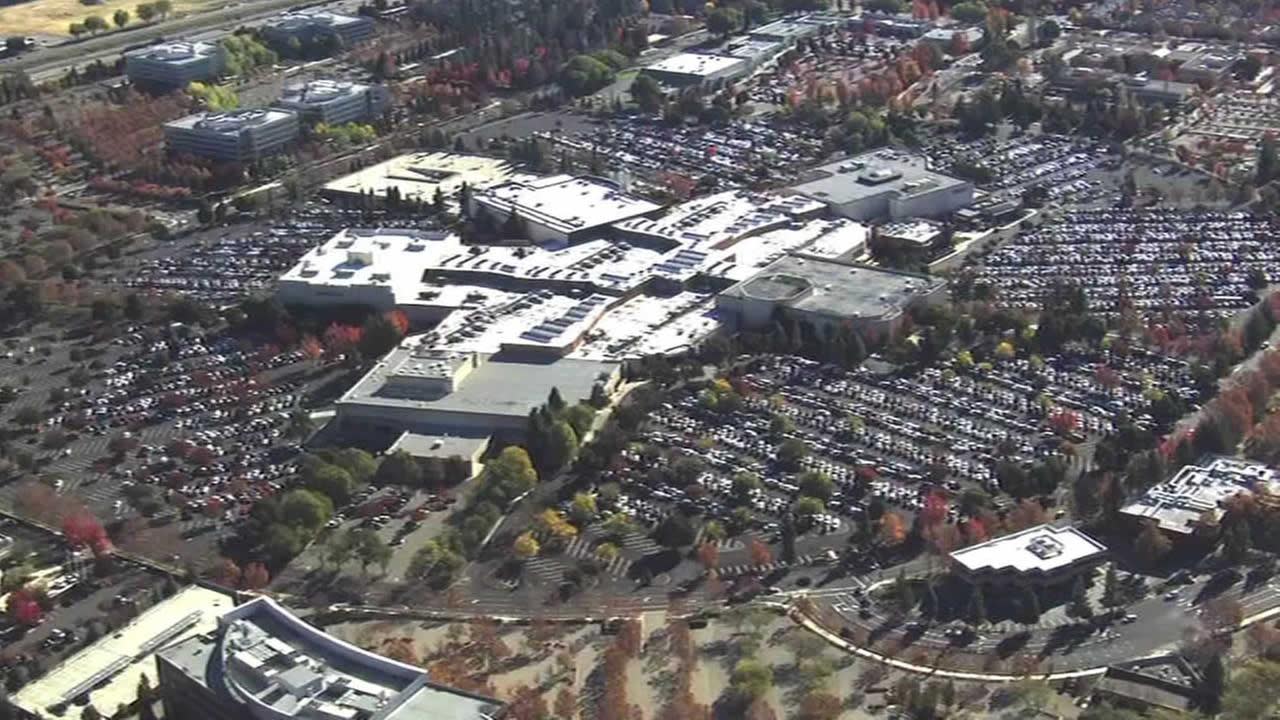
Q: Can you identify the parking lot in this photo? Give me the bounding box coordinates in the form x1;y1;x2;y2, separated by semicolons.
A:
968;209;1279;324
0;320;345;565
539;114;827;194
922;133;1120;206
746;31;913;107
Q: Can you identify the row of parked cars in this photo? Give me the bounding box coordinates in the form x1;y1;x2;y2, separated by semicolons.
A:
971;209;1278;321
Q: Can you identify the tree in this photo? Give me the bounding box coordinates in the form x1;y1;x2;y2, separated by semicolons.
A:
797;691;842;720
748;537;773;566
880;511;907;546
1101;564;1122;607
1067;576;1093;619
155;0;171;18
950;1;985;23
83;15;108;34
1201;652;1227;715
374;450;422;487
305;464;354;507
285;409;315;442
797;471;834;501
731;659;774;700
569;492;597;524
135;2;157;21
241;562;270;589
279;489;333;531
697;542;719;571
351;528;392;576
1222;658;1280;719
966;585;987;626
81;706;101;720
545;420;579;470
706;7;741;37
1134;521;1172;568
113;9;130;28
359;312;405;359
777;438;808;469
654;512;696;549
513;532;540;559
630;74;664;114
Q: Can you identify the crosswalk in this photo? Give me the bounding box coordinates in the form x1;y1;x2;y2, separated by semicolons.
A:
718;554;814;578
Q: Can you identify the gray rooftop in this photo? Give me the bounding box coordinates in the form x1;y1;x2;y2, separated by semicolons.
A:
342;350;616;419
722;255;942;321
790;150;968;205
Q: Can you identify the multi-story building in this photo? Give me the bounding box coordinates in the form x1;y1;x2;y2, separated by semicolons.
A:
469;175;663;245
261;9;376;53
124;40;226;89
272;79;390;125
1121;456;1280;536
156;596;506;720
164;108;300;163
790;150;974;222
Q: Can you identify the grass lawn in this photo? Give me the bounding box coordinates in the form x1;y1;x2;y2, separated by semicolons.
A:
0;0;212;37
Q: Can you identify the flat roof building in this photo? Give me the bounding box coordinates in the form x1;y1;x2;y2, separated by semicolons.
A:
273;79;389;125
322;152;535;209
164;108;300;163
790;150;974;222
950;524;1108;588
337;344;619;440
1121;456;1280;535
124;40;225;88
156;596;505;720
640;52;749;88
261;9;376;52
13;586;236;720
469;175;663;245
749;14;842;44
878;218;944;250
717;254;945;342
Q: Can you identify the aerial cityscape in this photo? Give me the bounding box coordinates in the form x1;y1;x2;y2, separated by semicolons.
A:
0;0;1279;717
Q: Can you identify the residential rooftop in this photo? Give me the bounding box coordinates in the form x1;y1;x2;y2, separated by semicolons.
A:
950;524;1108;576
1120;456;1280;534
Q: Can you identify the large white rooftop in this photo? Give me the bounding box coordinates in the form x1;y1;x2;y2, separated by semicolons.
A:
950;524;1107;576
643;52;748;78
124;40;221;63
14;586;235;720
473;175;662;237
323;152;535;207
1121;456;1280;534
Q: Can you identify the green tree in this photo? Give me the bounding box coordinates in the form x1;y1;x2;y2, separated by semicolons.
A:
545;420;579;471
1222;658;1280;719
359;313;404;359
630;74;664;114
113;9;130;28
654;512;696;549
950;1;985;23
82;15;108;33
135;2;156;22
351;528;392;576
731;659;774;700
797;471;834;501
777;438;808;469
706;7;741;37
305;464;354;506
375;450;422;487
279;489;333;531
966;585;987;625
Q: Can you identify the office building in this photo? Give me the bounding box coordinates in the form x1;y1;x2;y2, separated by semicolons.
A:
124;40;225;88
156;596;506;720
261;9;376;52
748;14;842;45
717;254;946;342
1120;456;1280;535
337;344;620;440
469;175;663;245
12;586;235;720
272;79;390;125
949;524;1108;588
640;52;750;88
164;108;300;163
790;150;974;221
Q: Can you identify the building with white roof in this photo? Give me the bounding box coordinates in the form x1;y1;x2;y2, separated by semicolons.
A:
13;585;235;720
1121;456;1280;535
717;255;946;342
322;152;536;210
469;175;663;244
124;40;225;88
791;150;974;221
950;524;1108;588
156;596;506;720
640;52;750;88
878;218;944;250
261;9;376;52
273;79;390;125
164;108;300;163
748;14;843;45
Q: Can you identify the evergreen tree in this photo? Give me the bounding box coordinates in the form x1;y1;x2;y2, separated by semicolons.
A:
1200;653;1226;715
966;586;987;626
1101;564;1121;607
